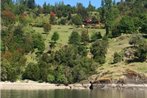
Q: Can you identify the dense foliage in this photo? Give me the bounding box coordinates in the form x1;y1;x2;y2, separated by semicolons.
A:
1;0;147;83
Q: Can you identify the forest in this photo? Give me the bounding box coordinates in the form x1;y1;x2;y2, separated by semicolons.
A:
1;0;147;84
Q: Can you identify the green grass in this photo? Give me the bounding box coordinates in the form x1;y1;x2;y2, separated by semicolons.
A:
27;25;147;77
26;25;105;63
33;25;105;51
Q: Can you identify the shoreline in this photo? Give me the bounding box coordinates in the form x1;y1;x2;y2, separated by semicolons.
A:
0;82;88;90
1;82;147;90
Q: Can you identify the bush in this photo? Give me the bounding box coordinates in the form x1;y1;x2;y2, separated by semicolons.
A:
1;59;18;82
59;18;66;25
56;74;68;84
43;23;51;33
111;26;121;38
91;32;102;42
55;65;68;84
47;74;55;83
127;36;147;62
23;63;40;81
38;61;49;81
51;32;59;43
129;35;142;46
113;52;123;64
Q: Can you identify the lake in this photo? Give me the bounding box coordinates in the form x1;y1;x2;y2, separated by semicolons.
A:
1;89;147;98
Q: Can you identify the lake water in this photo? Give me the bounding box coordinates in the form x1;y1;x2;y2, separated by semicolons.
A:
1;89;147;98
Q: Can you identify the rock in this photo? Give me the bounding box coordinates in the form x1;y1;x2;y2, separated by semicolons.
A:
123;69;147;84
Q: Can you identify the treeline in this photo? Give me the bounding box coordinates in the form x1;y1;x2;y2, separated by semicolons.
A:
99;0;147;37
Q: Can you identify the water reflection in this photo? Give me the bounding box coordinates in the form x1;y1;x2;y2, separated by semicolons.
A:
1;88;147;98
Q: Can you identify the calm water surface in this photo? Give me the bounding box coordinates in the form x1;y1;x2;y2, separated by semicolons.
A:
1;89;147;98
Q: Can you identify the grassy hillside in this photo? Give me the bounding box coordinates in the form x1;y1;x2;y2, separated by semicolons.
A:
26;25;147;80
26;25;105;63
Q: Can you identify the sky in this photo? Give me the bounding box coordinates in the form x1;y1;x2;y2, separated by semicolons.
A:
35;0;121;8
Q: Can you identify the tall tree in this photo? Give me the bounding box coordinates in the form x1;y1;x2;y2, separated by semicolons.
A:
27;0;35;9
87;1;95;11
101;0;114;35
76;3;88;19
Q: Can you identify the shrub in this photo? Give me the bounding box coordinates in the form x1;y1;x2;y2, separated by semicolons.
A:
78;45;88;57
47;74;55;83
113;52;123;64
129;35;142;46
43;23;51;33
111;26;121;38
91;32;102;42
22;63;40;81
90;39;108;64
127;36;147;62
32;34;45;52
1;59;18;82
51;32;59;43
81;30;89;44
69;31;81;45
72;15;82;25
59;18;66;25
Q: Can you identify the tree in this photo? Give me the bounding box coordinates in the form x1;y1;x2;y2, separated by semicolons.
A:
69;31;81;45
90;39;108;64
101;0;116;35
27;0;35;9
38;60;49;82
118;16;135;34
87;1;95;11
32;34;45;52
55;66;68;84
2;9;16;25
78;45;88;57
129;35;147;62
72;15;82;25
76;3;88;19
81;30;89;44
50;12;56;24
51;32;59;43
139;14;147;33
54;45;78;67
